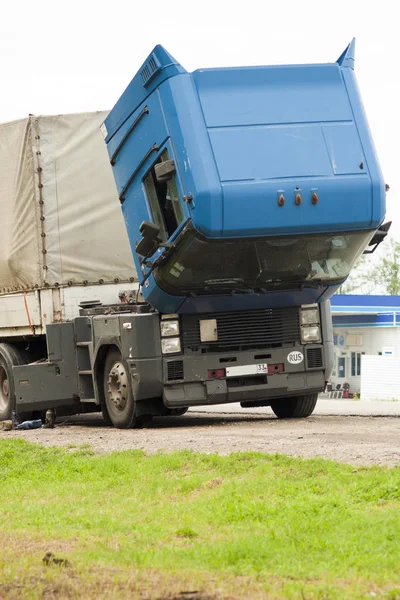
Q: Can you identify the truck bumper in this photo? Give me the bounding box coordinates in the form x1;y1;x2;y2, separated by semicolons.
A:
163;371;324;407
162;345;325;408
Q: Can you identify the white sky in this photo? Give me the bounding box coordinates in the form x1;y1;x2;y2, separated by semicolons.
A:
1;0;398;239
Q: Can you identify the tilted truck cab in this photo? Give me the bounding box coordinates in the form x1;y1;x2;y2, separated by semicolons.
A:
102;40;386;315
4;41;389;427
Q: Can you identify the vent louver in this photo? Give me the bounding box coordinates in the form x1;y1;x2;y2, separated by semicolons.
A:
140;54;161;87
306;347;323;369
167;360;184;381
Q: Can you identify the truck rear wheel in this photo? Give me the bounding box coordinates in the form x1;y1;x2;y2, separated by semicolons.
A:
0;344;28;421
270;393;318;419
103;349;152;429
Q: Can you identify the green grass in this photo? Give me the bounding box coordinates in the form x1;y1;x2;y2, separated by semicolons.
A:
0;440;399;599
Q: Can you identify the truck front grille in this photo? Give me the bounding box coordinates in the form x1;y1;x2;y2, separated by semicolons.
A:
182;307;300;353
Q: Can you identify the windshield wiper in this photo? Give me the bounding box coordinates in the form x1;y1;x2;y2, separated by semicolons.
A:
280;278;327;290
204;278;246;286
252;277;328;290
301;279;327;289
204;278;255;294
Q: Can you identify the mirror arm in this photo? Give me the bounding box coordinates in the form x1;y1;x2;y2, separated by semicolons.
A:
363;221;391;255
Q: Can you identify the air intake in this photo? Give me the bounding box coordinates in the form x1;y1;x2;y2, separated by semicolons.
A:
306;347;323;369
140;54;161;87
167;360;184;381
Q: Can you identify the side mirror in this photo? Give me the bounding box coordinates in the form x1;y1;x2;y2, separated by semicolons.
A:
363;221;392;254
139;220;160;240
154;160;176;183
136;221;161;258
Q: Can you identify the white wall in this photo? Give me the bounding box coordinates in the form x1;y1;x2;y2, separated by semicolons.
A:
331;326;400;394
361;355;400;401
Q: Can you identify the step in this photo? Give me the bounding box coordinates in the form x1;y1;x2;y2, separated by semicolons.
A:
78;370;93;376
76;341;92;347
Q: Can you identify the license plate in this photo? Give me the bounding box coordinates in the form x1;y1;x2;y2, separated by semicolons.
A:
226;363;268;377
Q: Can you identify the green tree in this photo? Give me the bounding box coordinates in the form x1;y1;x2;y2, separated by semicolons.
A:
337;238;400;296
337;253;374;295
370;238;400;295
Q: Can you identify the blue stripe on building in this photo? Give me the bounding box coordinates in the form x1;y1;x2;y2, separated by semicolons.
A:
331;295;400;328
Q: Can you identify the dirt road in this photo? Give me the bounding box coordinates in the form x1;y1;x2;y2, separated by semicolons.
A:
2;400;399;467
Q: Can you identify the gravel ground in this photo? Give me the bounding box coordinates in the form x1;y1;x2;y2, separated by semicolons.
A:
1;400;400;467
0;400;400;466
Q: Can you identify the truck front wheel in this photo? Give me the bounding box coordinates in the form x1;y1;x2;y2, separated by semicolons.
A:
0;344;27;421
103;349;152;429
270;393;318;419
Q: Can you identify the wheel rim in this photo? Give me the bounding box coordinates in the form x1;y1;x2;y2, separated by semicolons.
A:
106;361;128;413
0;366;9;412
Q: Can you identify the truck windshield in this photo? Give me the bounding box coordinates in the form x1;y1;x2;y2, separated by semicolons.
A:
154;224;374;296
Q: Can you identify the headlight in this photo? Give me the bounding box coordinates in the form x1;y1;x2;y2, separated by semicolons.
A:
160;320;180;337
300;307;319;325
301;325;321;343
161;337;181;354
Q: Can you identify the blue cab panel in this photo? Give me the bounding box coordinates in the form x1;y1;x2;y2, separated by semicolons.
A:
104;41;386;313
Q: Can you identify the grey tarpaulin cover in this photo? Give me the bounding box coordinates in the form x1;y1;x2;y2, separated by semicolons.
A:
0;112;137;293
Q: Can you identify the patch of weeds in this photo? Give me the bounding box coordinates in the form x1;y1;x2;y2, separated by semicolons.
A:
175;528;199;539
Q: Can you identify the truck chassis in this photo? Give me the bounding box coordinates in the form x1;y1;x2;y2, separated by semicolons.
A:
0;301;334;428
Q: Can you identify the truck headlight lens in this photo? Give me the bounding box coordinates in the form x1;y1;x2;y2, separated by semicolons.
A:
161;337;181;354
160;320;180;337
300;307;319;325
301;325;321;343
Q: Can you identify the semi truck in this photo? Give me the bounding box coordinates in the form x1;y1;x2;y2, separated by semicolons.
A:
0;40;389;427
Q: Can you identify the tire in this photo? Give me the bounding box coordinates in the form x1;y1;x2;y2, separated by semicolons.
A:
165;407;188;417
103;348;152;429
270;393;318;419
0;344;28;421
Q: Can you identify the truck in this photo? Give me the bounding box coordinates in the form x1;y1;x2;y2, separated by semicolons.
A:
0;40;389;428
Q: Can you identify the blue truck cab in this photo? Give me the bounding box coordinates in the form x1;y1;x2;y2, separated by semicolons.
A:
99;40;388;420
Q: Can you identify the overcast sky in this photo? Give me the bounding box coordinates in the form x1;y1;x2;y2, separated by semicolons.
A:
1;0;398;239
